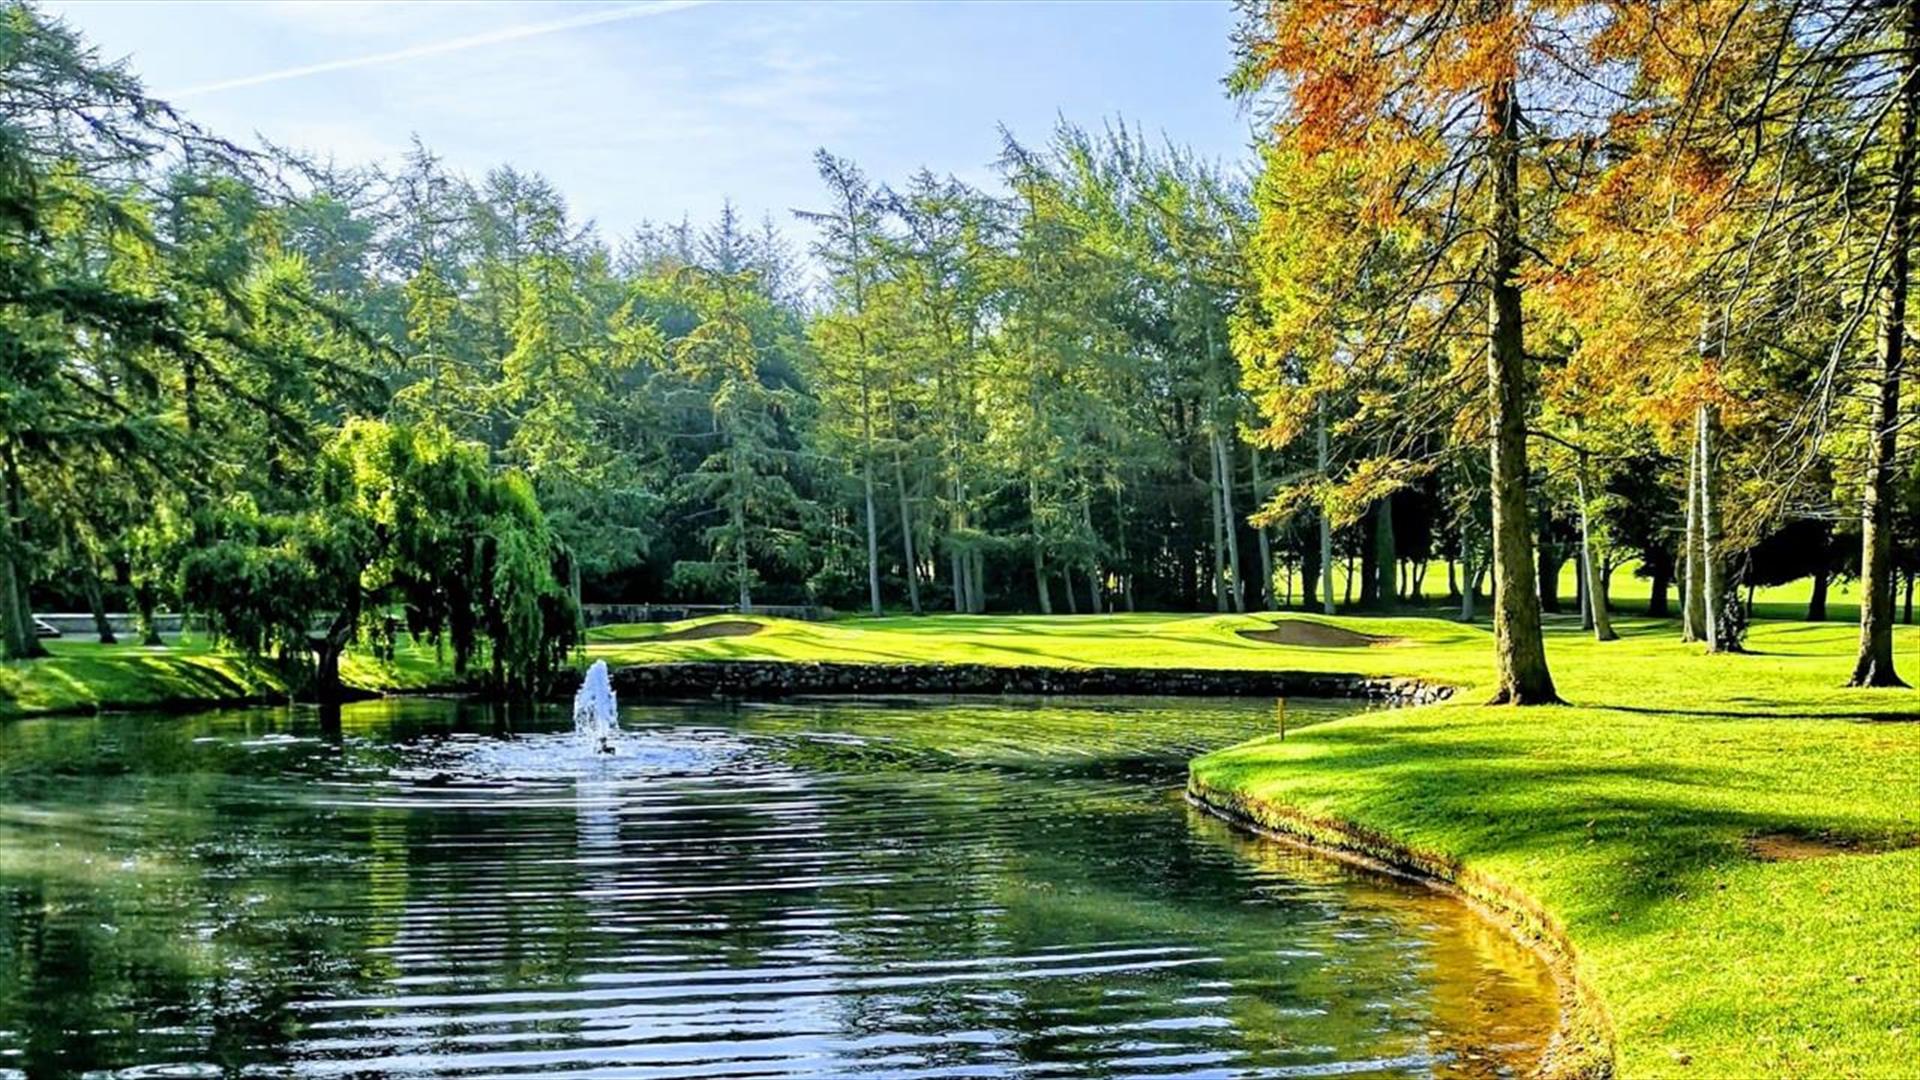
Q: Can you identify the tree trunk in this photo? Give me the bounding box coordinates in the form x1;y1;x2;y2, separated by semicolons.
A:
969;550;985;614
1460;546;1477;622
1648;551;1672;619
1447;558;1460;601
892;448;921;615
1215;434;1246;613
1032;544;1052;615
1850;0;1917;686
1681;427;1705;642
1081;497;1102;615
1360;506;1381;607
0;447;43;660
1062;570;1079;614
83;556;117;645
1577;461;1617;642
1906;571;1914;626
1372;498;1396;609
1809;567;1829;622
1698;405;1728;653
863;415;882;616
1317;400;1335;615
1485;65;1557;704
1208;440;1229;612
1251;450;1275;609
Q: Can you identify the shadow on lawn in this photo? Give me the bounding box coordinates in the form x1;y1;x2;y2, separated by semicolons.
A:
1209;725;1918;924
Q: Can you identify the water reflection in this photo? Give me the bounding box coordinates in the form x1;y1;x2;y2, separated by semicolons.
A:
0;695;1554;1077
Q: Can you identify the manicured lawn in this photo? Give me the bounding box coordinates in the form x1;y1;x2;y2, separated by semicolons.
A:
591;610;1920;1078
0;634;454;719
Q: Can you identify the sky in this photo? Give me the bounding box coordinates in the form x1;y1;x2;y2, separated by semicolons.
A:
44;1;1258;248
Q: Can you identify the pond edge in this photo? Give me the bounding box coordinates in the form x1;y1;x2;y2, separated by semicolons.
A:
1185;773;1616;1080
599;659;1456;703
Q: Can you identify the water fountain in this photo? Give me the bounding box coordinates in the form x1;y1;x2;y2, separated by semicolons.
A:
573;659;619;754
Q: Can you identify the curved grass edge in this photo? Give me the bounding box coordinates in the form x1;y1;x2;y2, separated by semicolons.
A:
1185;771;1616;1080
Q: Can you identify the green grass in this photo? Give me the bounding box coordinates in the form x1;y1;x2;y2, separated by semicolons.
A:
591;609;1920;1078
0;634;455;719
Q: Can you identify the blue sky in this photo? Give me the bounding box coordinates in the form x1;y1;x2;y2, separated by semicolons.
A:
46;1;1256;246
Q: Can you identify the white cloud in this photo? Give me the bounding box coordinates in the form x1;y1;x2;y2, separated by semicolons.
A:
164;1;706;99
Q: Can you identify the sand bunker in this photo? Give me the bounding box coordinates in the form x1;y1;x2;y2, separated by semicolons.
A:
1237;621;1397;648
648;620;765;643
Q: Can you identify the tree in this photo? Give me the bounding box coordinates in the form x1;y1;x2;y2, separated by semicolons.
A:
183;419;576;699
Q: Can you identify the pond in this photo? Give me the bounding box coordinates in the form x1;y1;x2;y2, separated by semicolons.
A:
0;695;1555;1078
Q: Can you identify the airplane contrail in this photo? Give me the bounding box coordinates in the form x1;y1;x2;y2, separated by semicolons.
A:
165;0;707;99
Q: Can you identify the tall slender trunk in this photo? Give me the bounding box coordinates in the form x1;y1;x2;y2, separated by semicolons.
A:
1081;496;1102;614
1208;442;1228;612
1461;544;1477;622
1215;433;1245;613
1681;424;1706;641
892;447;922;615
1699;405;1727;653
1485;64;1556;704
1809;567;1829;622
862;397;882;616
1317;400;1335;615
969;550;985;613
1576;458;1617;641
1062;570;1079;614
1251;450;1275;609
1850;0;1918;686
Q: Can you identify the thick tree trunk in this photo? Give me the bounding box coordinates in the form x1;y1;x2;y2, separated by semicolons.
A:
1372;498;1395;609
969;550;985;614
1485;67;1557;704
892;449;921;615
1850;0;1917;686
1648;551;1672;619
1317;402;1335;615
1302;534;1321;612
1809;567;1830;622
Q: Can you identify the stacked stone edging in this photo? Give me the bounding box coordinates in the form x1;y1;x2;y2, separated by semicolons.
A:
599;660;1451;704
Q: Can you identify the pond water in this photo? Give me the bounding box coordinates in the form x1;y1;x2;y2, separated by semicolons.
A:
0;695;1555;1078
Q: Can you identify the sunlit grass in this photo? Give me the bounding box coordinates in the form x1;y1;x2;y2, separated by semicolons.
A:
0;634;453;719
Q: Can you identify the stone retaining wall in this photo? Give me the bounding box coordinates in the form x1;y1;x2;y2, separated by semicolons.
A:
599;660;1451;705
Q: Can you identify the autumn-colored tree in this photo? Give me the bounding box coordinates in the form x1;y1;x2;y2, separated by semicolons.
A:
1232;1;1648;702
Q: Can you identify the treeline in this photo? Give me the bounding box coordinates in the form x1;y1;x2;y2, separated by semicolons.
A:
0;4;1308;689
1230;0;1920;696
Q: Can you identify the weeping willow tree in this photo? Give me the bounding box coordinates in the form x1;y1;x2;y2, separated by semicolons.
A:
183;419;578;699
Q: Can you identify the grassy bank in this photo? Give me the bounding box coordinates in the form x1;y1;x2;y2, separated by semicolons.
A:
591;611;1920;1078
0;636;453;719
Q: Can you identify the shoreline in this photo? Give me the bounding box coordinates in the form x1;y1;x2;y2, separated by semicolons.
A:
1186;774;1615;1080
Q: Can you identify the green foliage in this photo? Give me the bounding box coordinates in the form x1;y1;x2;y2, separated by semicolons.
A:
182;419;576;695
